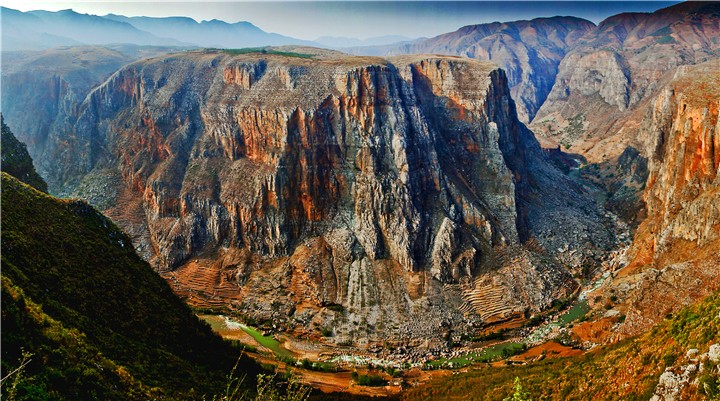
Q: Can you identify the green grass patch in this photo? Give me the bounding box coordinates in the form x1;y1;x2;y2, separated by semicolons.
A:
558;300;590;325
200;314;227;332
239;324;295;360
425;342;527;369
352;372;388;387
656;35;677;45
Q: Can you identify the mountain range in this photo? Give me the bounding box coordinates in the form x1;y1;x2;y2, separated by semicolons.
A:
1;7;318;51
1;1;719;400
1;7;415;51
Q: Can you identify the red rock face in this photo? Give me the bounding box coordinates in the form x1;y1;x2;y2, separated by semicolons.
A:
631;60;720;268
15;49;616;341
366;16;595;123
78;53;518;272
603;60;720;338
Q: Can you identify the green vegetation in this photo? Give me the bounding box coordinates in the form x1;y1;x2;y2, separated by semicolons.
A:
326;304;345;313
299;359;337;373
209;47;314;59
351;372;388;387
559;114;585;143
650;26;672;37
697;359;720;399
558;300;590;325
425;342;526;369
1;276;156;400
252;374;311;401
239;325;295;360
1;116;47;192
656;35;677;45
214;356;310;401
465;328;508;342
0;173;260;400
404;291;720;401
229;324;337;373
504;377;532;401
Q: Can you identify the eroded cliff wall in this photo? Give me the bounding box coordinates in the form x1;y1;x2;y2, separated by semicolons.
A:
601;60;720;337
9;49;618;341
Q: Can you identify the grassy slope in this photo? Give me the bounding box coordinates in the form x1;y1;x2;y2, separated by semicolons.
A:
1;173;259;400
402;291;720;401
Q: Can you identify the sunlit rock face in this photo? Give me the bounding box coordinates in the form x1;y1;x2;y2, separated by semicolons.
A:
360;16;595;123
605;60;720;338
9;48;617;341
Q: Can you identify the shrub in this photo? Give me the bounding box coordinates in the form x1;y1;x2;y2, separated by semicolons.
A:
355;374;388;387
504;377;532;401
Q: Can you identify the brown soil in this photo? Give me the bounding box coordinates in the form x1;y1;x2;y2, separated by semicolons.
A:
516;341;583;361
572;318;617;344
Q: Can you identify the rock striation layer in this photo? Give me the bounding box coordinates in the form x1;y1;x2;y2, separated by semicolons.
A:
602;60;720;337
349;17;595;123
7;48;618;341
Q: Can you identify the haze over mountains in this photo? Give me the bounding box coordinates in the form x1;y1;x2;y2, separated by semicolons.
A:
314;35;416;49
1;7;419;51
1;1;719;400
1;7;320;51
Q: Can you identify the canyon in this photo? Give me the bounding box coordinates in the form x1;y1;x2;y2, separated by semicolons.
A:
2;48;618;343
1;2;719;399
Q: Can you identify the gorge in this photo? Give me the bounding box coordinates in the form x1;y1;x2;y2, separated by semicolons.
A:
1;2;719;400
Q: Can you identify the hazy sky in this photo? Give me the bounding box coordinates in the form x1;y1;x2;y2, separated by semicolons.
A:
1;1;682;40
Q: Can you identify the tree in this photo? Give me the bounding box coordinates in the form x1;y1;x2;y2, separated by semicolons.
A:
504;377;532;401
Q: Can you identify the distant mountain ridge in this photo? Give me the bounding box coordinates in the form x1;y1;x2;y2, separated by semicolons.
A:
1;7;187;50
349;16;596;122
314;34;416;48
0;7;318;50
103;13;319;48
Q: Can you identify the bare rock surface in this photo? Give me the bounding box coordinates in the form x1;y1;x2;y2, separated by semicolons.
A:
8;48;618;341
348;17;594;123
600;60;720;338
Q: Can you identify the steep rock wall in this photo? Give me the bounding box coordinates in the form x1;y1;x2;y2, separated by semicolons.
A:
27;49;617;340
600;60;720;338
532;2;720;162
350;17;595;123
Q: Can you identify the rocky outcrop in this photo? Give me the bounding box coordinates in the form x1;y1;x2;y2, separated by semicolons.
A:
349;17;595;123
29;48;617;341
1;115;48;192
649;344;720;401
532;2;720;162
0;45;178;200
602;60;720;337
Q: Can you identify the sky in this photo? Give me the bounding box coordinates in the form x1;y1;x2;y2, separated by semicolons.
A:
1;1;682;40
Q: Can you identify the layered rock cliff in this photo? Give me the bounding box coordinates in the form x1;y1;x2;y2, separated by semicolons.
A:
0;45;185;203
1;47;131;190
31;49;617;342
532;2;720;160
594;60;720;338
349;17;595;123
